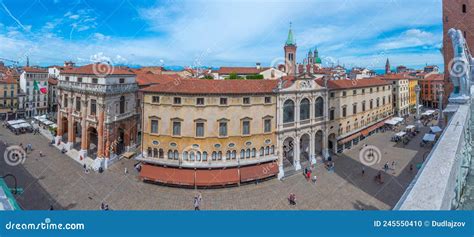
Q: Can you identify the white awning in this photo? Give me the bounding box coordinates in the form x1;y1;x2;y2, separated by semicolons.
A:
406;125;415;130
385;119;398;125
395;132;406;137
6;119;27;126
393;117;404;122
423;133;436;142
430;126;442;133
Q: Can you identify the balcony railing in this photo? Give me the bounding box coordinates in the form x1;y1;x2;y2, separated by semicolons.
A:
58;81;138;95
394;86;474;210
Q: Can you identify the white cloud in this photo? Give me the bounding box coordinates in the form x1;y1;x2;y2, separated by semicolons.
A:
377;29;441;50
0;0;443;69
93;33;111;41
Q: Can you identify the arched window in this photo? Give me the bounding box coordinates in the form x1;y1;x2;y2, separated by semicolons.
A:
147;147;152;157
251;148;256;157
226;151;231;160
196;151;201;161
119;96;125;114
270;145;275;154
190;151;195;161
153;148;158;158
174;150;179;160
315;97;324;117
183;151;188;160
265;146;270;155
231;150;236;159
283;99;295;123
202;152;208;161
300;98;310;120
260;147;264;156
240;149;245;159
246;149;251;158
168;150;174;160
159;149;164;158
218;151;222;160
212;151;217;161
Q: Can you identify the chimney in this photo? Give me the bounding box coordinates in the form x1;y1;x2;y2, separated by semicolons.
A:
256;62;261;70
64;61;75;67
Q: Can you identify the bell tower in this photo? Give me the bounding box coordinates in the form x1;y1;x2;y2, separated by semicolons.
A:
284;23;297;75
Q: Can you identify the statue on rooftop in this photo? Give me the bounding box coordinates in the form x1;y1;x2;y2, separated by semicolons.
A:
448;28;473;103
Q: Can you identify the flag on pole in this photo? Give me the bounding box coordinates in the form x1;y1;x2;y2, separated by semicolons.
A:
33;80;47;94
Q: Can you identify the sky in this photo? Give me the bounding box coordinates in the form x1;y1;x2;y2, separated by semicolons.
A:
0;0;443;70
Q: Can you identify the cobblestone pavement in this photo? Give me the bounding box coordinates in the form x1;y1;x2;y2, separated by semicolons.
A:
0;117;435;210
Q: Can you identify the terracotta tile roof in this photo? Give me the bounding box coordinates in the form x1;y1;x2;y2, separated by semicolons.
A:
133;69;181;86
141;78;279;95
214;67;269;75
377;73;415;80
315;78;390;90
423;74;444;81
0;71;17;84
23;67;48;73
61;63;135;75
48;78;58;85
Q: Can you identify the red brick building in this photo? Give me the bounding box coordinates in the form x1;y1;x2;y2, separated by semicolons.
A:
443;0;474;100
419;74;445;108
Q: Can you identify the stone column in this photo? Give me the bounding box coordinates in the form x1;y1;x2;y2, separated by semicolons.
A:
322;130;330;159
97;105;105;158
438;89;444;127
79;98;88;161
309;132;316;165
294;137;301;171
66;97;74;150
104;125;110;159
55;104;63;144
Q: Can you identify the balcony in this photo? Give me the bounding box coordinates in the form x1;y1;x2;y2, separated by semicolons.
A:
58;81;138;95
394;86;474;210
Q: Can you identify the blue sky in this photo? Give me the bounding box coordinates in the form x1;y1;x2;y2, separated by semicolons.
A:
0;0;443;70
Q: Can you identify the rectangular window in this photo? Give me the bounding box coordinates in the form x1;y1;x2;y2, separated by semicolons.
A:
77;77;83;83
152;96;160;103
353;104;357;114
119;78;125;83
362;102;366;112
173;97;181;104
370;100;373;109
264;119;271;133
264;96;271;104
65;77;69;81
342;107;347;117
151;119;158;133
196;98;204;105
242;121;250;135
330;109;335;120
353;90;356;95
75;97;81;111
219;122;227;136
330;92;335;98
342;91;347;96
196;122;204;137
220;97;227;105
92;78;98;84
243;97;250;104
362;89;365;94
90;99;97;115
172;121;181;136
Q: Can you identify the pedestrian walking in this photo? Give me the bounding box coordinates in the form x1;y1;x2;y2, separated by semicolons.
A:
409;163;413;172
288;193;296;205
124;167;128;175
383;163;389;172
361;166;365;176
39;151;43;157
306;169;312;181
194;193;201;211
